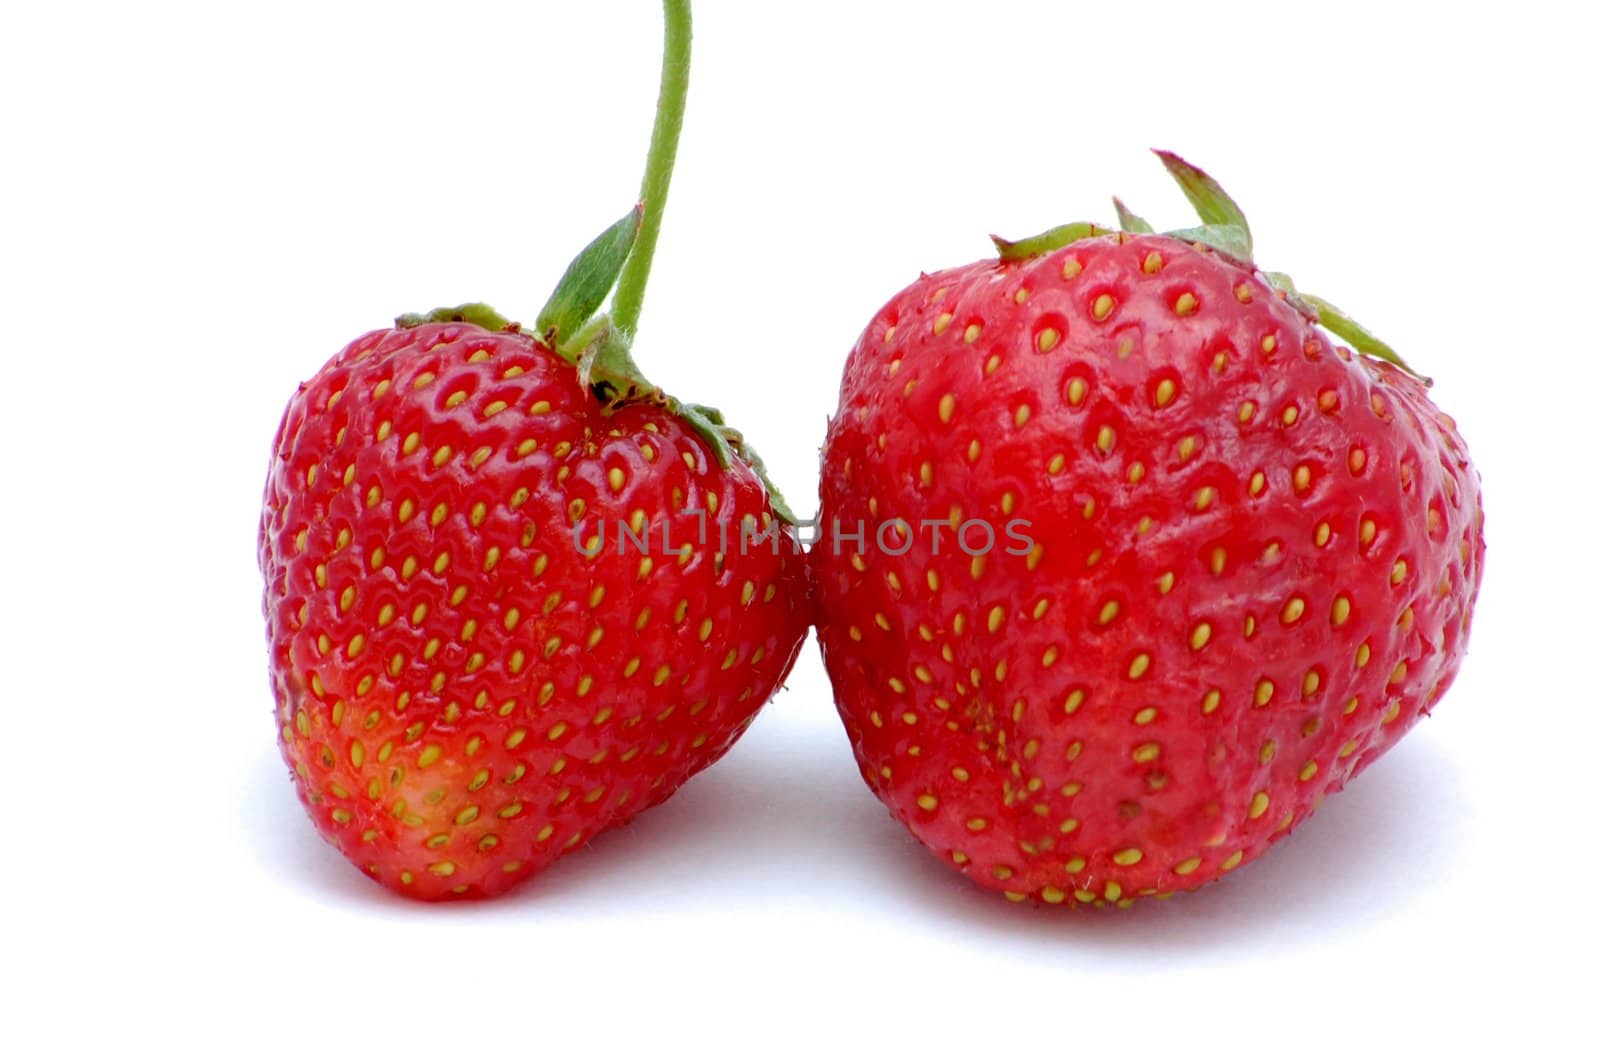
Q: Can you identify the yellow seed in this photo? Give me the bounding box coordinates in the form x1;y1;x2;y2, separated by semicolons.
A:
1173;292;1198;316
1092;294;1115;321
933;312;953;335
1128;653;1150;679
1132;743;1160;764
1175;857;1202;876
938;394;956;423
1190;622;1212;650
1331;596;1351;625
1037;327;1061;353
1113;848;1143;866
1255;679;1275;707
916;794;939;812
1300;760;1320;782
1066;378;1088;406
1249;792;1270;819
1282;597;1306;624
1154;379;1177;408
987;606;1006;633
1221;851;1244;871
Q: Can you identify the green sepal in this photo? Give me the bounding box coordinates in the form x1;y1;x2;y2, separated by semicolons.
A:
1166;223;1253;265
992;222;1113;262
576;322;664;407
1113;197;1154;234
395;303;516;332
1262;272;1430;384
1262;271;1322;322
1153;150;1254;260
1298;292;1431;385
679;404;800;526
536;206;644;354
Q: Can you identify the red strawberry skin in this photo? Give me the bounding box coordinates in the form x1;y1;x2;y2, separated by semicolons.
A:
261;322;807;900
815;234;1483;907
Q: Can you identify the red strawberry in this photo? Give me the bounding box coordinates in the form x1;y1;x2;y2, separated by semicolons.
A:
260;2;807;900
814;153;1484;908
262;320;805;900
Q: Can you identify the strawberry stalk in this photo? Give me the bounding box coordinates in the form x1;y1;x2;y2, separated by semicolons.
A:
610;0;692;341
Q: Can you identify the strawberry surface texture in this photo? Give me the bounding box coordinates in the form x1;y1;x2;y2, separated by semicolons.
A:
261;322;807;899
815;227;1484;908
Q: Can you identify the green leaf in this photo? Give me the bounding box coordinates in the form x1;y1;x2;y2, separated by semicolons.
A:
1153;150;1253;260
1298;292;1431;384
1165;223;1253;264
1113;197;1154;234
992;221;1112;262
536;206;644;352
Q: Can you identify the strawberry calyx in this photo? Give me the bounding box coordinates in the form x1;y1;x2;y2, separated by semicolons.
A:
991;150;1429;384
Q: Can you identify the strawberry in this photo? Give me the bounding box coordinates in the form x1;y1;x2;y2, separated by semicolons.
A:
261;320;805;900
814;153;1484;908
259;0;807;900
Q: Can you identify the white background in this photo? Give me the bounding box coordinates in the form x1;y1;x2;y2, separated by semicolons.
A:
3;1;1595;1059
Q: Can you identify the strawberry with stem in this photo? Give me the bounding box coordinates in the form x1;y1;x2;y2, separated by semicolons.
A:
260;0;808;901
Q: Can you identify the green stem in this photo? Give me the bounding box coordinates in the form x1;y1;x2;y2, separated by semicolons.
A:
610;0;692;341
